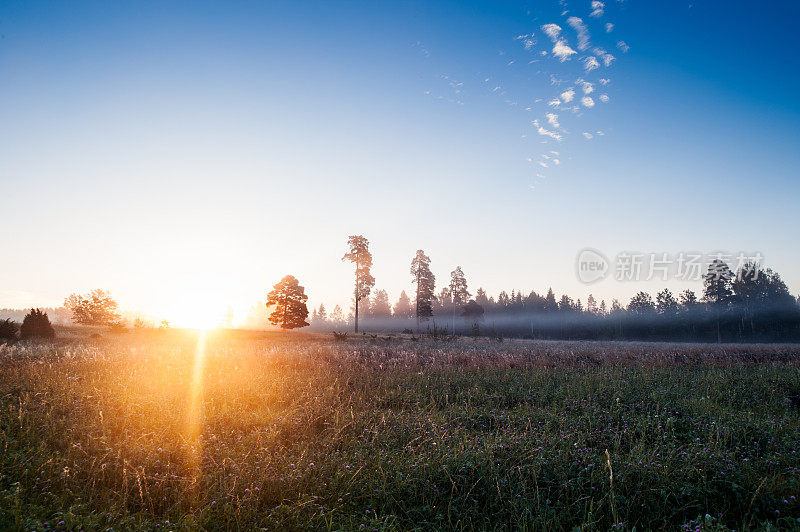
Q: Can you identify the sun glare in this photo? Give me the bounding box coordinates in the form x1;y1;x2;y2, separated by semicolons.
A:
171;307;221;330
153;287;240;330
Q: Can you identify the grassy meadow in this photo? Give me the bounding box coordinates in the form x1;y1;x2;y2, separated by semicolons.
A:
2;329;800;530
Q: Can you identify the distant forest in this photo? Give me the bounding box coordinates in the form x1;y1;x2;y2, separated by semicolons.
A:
3;251;799;343
311;258;800;343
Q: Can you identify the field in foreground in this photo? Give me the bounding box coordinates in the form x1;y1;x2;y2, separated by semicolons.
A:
1;330;800;530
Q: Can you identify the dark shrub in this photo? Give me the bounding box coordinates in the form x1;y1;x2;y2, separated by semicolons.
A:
20;309;55;340
0;319;19;342
108;322;127;333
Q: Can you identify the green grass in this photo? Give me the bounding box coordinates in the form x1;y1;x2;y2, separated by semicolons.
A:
1;330;800;530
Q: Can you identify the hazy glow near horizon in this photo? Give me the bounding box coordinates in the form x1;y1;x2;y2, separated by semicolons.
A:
2;1;799;323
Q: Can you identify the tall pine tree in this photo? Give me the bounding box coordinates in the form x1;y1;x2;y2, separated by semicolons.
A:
703;259;733;343
410;250;435;330
342;235;375;333
449;266;470;332
393;291;413;319
371;289;392;319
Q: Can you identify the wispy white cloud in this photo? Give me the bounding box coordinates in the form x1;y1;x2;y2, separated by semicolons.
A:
590;1;604;17
541;23;577;62
553;158;561;165
546;113;560;128
538;161;548;168
599;94;610;103
567;17;590;51
515;34;536;51
605;22;614;33
541;24;562;42
583;131;594;139
533;119;563;141
578;79;594;94
581;96;595;107
560;88;576;102
583;56;600;72
617;40;630;53
548;98;561;106
552;39;577;61
593;48;616;67
599;78;610;85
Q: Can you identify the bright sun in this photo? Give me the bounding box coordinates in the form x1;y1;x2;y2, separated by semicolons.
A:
171;306;222;330
160;292;233;330
147;274;241;330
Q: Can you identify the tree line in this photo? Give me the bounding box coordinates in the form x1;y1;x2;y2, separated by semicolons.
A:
307;238;800;343
4;235;798;344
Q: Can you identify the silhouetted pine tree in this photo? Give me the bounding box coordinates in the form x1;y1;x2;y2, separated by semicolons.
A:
342;235;375;333
0;319;19;342
410;250;435;330
393;291;413;319
544;288;558;312
703;259;734;342
371;289;392;319
20;309;55;340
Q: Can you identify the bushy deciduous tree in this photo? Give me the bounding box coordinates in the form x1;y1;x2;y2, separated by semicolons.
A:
64;290;122;326
266;275;310;330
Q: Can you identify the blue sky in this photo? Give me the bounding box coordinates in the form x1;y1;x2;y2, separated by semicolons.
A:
1;0;799;325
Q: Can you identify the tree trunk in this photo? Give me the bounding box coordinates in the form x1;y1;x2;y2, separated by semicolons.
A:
354;293;359;333
452;299;456;335
415;269;420;333
354;255;359;334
